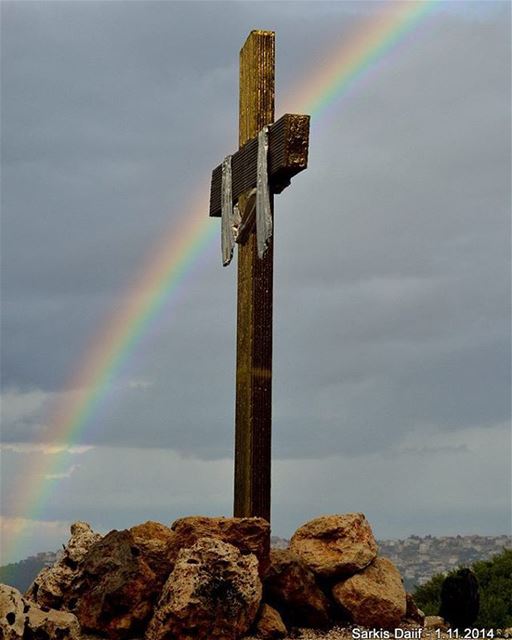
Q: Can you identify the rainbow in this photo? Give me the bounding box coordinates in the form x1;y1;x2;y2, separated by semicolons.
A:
2;0;438;563
283;0;435;118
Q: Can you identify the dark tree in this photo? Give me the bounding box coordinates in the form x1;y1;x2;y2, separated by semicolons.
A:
439;568;480;630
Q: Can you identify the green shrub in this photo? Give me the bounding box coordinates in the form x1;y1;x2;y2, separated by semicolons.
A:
413;572;446;616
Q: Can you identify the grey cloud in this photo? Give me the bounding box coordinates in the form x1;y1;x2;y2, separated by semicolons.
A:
1;422;509;554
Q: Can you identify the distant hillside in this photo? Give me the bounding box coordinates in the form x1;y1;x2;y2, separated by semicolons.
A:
0;550;61;592
378;534;511;591
270;535;289;549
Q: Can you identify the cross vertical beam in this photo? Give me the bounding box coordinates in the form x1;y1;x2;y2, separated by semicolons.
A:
234;30;275;521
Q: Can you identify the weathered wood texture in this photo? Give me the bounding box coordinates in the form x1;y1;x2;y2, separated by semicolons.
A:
209;113;310;218
234;30;275;521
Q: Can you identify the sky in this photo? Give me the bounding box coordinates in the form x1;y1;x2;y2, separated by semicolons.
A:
1;0;510;564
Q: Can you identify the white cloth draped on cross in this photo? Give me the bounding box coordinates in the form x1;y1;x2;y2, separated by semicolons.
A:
221;125;273;266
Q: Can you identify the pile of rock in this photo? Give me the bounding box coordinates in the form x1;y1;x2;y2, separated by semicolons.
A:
263;513;421;636
0;513;425;639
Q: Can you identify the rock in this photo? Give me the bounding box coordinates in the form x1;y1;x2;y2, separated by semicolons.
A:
254;604;287;639
129;520;177;587
170;515;270;576
145;537;262;640
424;616;448;631
66;521;103;564
0;584;25;639
289;513;378;578
0;583;80;640
26;605;81;640
25;521;102;609
263;549;331;628
331;557;407;630
404;593;425;626
75;529;158;639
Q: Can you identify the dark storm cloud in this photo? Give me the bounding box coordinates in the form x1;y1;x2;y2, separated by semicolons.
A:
0;0;363;391
1;2;510;460
1;1;232;389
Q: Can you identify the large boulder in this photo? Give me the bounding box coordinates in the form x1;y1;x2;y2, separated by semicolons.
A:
75;529;159;639
290;513;378;578
253;604;287;639
0;583;80;640
263;549;331;628
25;604;81;640
170;516;270;576
0;584;25;639
25;521;101;609
129;520;177;587
145;537;262;640
331;557;407;630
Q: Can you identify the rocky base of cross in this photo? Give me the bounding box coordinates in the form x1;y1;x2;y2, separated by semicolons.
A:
1;513;430;640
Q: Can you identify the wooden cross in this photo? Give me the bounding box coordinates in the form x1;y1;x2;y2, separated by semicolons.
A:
209;31;310;522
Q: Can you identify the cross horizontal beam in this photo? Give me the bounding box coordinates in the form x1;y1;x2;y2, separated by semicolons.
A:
209;113;310;218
